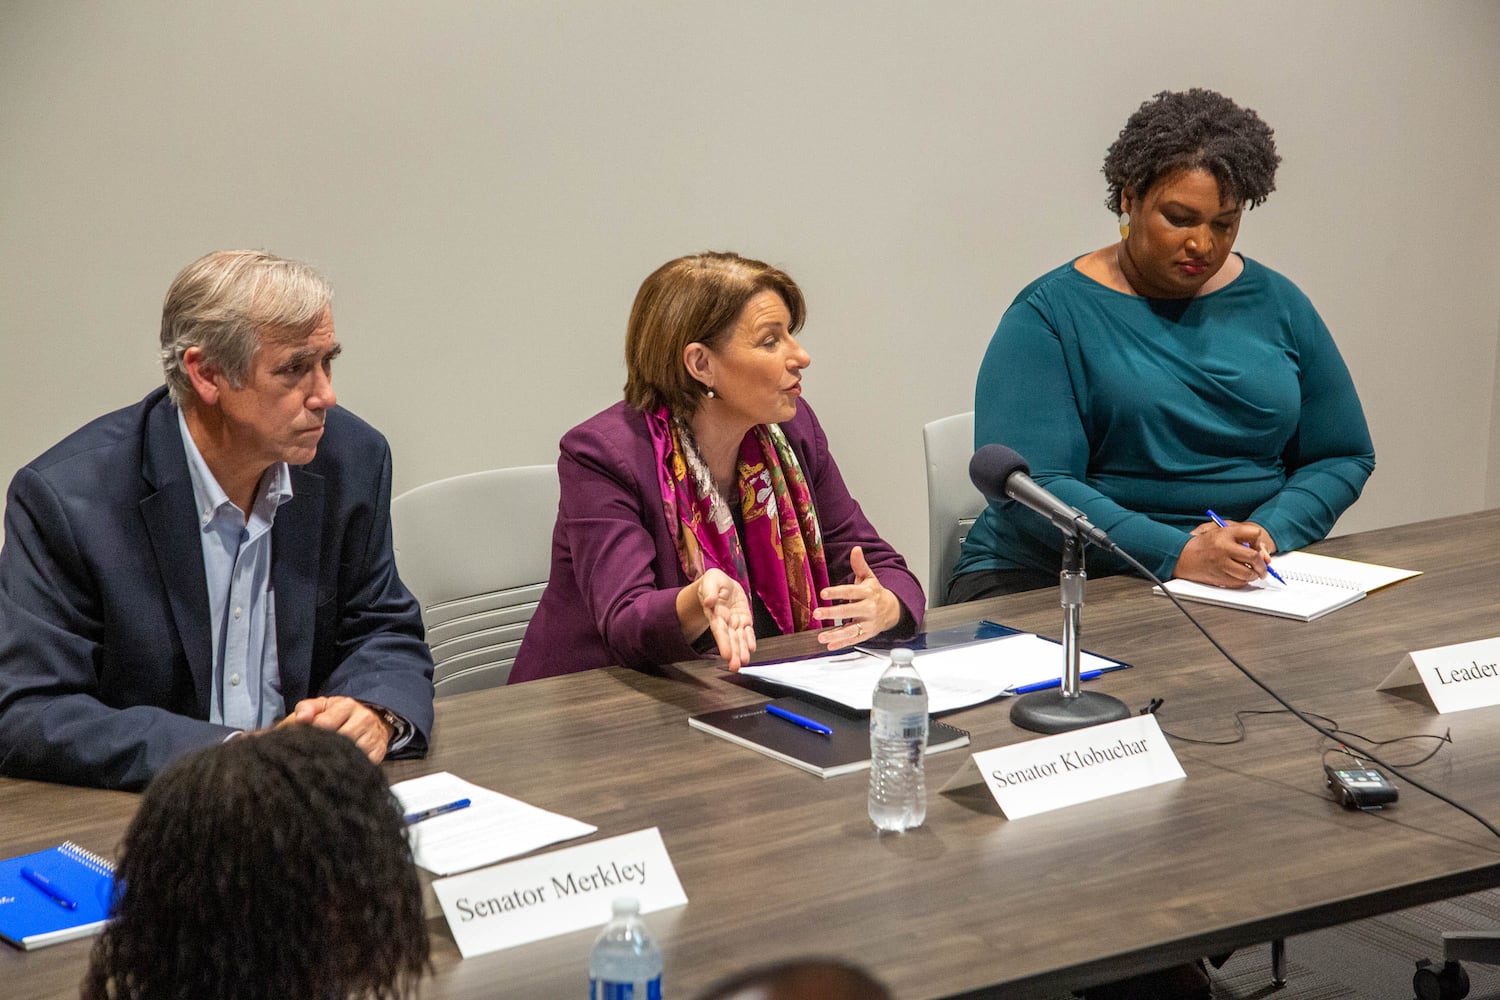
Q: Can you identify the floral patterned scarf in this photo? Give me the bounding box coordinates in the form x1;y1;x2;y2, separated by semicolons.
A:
647;406;830;634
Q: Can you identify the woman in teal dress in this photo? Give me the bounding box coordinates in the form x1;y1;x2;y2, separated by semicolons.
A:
951;89;1375;604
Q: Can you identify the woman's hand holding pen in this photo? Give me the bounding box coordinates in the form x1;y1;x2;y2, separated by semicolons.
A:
1191;514;1277;553
1177;518;1278;588
813;546;901;650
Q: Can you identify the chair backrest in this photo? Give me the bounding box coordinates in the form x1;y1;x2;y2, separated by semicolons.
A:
922;412;985;608
391;465;559;695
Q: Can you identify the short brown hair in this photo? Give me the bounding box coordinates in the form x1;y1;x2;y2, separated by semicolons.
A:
624;251;805;415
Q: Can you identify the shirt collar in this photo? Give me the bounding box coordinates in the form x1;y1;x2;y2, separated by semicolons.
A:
176;407;294;527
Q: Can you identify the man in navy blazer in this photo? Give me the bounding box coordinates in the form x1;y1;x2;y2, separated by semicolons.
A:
0;250;434;790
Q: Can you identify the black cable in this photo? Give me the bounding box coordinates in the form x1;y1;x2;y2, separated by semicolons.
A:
1110;545;1500;840
1322;740;1449;771
1158;708;1337;746
1323;745;1387;773
1327;726;1452;768
1159;708;1452;768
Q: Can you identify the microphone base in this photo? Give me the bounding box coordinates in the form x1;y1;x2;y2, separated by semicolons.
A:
1010;689;1131;735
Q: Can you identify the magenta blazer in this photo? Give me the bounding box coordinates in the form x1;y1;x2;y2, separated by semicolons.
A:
510;400;924;682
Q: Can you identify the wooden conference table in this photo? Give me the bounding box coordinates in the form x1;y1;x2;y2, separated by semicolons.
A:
4;510;1500;999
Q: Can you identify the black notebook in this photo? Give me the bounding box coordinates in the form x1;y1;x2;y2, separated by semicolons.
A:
0;841;115;950
689;697;971;778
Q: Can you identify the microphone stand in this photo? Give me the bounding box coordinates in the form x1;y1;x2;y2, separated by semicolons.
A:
1010;532;1131;734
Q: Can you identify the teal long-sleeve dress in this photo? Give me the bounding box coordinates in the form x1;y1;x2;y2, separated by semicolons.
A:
954;254;1375;584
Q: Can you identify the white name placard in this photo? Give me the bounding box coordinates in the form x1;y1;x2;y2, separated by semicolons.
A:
945;714;1184;820
1377;637;1500;714
432;827;688;958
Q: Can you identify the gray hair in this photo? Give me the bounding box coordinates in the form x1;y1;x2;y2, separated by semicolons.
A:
160;250;333;405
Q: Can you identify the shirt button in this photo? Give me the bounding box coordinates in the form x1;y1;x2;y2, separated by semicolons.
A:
201;513;211;526
233;606;242;620
230;673;242;687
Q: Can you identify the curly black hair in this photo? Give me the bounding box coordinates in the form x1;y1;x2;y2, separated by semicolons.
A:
82;725;429;1000
1103;88;1280;215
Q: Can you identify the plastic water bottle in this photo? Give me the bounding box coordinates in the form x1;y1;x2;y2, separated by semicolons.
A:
868;648;928;831
589;897;663;999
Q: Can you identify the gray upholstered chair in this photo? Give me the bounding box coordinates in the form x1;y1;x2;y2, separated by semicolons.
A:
922;411;985;608
391;465;558;694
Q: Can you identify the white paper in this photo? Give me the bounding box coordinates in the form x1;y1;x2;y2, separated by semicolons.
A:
738;634;1124;712
432;827;688;958
392;772;597;876
1157;575;1363;621
1156;551;1421;622
956;714;1185;820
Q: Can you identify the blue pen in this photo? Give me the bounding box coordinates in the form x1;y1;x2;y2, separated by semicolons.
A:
765;704;833;736
20;867;77;910
1009;670;1104;696
1206;509;1288;586
404;798;472;825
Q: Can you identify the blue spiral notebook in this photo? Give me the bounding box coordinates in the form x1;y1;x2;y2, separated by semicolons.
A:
0;841;115;950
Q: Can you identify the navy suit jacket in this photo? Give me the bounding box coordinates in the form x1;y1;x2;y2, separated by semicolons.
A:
0;387;435;790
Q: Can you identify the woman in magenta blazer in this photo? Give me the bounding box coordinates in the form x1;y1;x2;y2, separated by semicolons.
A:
510;252;923;682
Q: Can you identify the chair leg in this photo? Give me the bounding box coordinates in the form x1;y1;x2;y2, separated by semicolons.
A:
1270;937;1287;988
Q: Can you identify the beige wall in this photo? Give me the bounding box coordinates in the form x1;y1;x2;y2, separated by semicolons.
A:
1491;298;1500;508
3;1;1498;595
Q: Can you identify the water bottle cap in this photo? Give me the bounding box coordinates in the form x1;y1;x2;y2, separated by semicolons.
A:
612;897;641;917
890;648;915;665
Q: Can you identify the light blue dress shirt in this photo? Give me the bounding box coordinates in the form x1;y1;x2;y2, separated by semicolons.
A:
177;410;293;731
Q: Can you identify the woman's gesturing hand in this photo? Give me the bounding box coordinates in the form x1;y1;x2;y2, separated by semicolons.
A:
813;546;901;650
680;567;757;670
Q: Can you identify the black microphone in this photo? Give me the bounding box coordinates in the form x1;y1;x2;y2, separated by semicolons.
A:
968;444;1117;553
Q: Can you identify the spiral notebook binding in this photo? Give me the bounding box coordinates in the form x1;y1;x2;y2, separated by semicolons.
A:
1281;571;1360;591
58;841;115;876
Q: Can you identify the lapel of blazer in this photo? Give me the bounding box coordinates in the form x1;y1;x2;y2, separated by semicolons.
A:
138;393;214;717
272;465;324;705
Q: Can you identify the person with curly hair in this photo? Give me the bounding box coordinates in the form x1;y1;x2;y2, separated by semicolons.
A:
82;724;429;1000
694;958;892;999
951;88;1374;604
